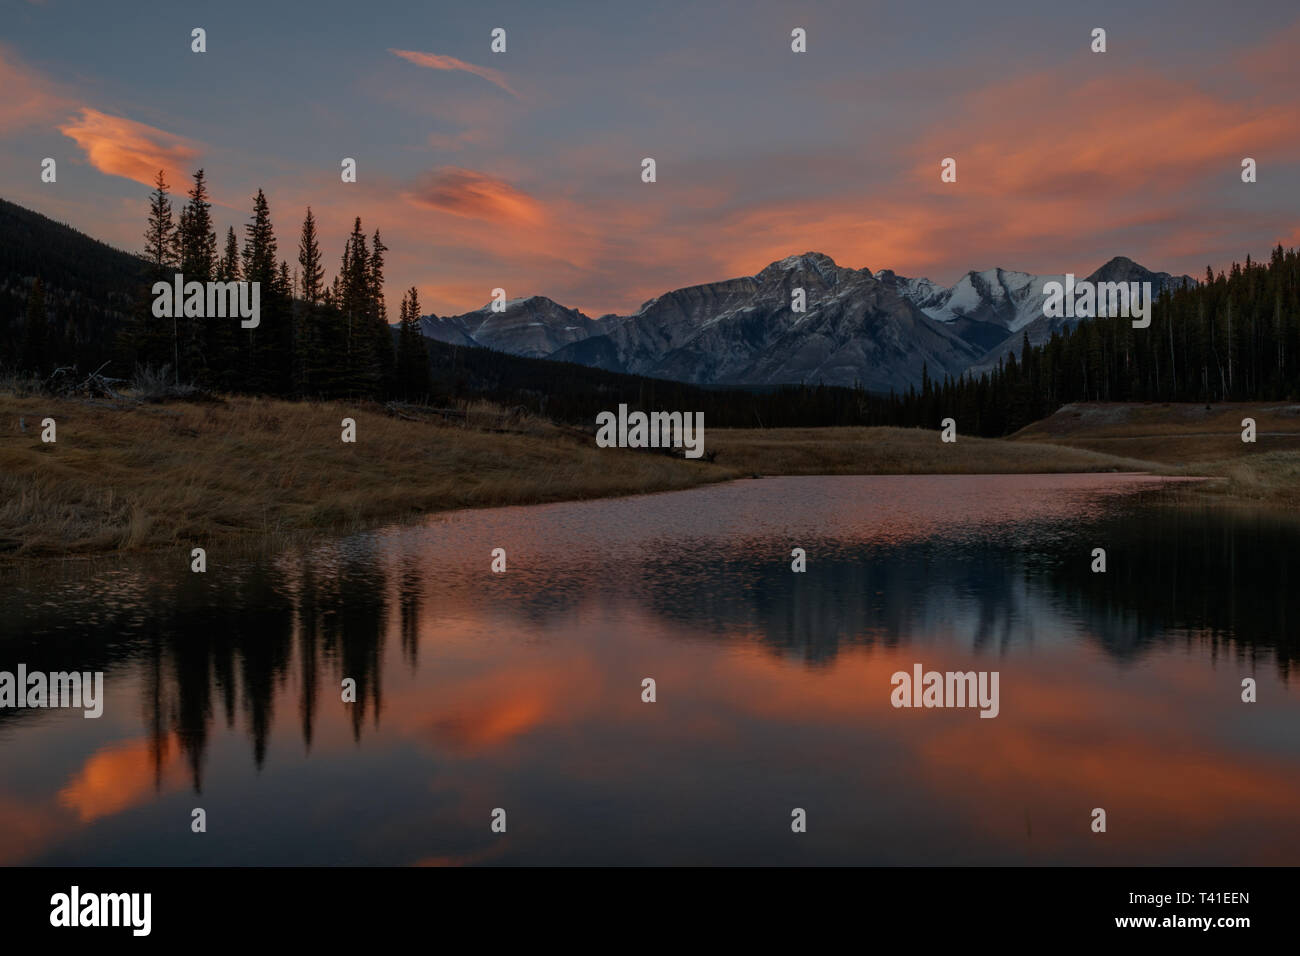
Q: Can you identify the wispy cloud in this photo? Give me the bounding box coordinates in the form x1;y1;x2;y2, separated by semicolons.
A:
58;107;201;188
404;167;544;225
0;47;68;131
389;48;516;97
907;67;1300;201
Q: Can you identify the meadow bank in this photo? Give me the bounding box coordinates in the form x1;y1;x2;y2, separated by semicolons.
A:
2;393;1294;557
0;392;730;556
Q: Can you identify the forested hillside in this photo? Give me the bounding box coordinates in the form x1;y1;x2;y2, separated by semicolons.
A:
896;246;1300;435
0;197;143;371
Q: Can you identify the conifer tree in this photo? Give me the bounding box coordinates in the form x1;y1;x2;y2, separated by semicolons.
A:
177;169;217;381
297;208;324;306
198;224;244;390
337;218;377;395
132;169;177;372
218;227;241;281
397;286;429;399
144;170;176;274
240;189;285;391
242;189;278;285
178;169;217;280
369;229;395;396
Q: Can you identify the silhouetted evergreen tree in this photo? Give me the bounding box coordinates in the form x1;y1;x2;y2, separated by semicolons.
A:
239;189;294;392
217;227;240;281
336;218;378;396
176;169;218;382
369;229;396;397
127;169;178;372
397;286;429;399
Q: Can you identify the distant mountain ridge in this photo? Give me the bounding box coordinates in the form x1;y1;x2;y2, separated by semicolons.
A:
420;253;1196;391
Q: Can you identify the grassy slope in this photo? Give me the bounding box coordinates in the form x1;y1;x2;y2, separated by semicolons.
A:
1008;401;1300;507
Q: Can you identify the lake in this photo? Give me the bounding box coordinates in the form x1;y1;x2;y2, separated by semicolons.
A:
2;474;1298;865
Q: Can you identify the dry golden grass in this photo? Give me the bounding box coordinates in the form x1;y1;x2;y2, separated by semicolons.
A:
708;425;1162;477
1010;401;1300;463
1008;402;1300;508
0;393;730;557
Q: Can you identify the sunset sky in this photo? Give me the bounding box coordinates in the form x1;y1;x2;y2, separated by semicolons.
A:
3;0;1299;317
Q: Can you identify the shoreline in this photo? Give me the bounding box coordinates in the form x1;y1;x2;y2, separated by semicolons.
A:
2;392;1292;560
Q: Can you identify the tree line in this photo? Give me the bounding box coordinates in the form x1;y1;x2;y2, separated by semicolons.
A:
122;168;431;400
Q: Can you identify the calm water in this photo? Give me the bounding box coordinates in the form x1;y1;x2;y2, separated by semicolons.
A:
2;474;1298;865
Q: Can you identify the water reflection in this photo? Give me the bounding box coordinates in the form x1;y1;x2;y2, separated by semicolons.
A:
1;475;1297;864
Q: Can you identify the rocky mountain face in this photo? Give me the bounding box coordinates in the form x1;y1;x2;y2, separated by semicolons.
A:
419;295;601;357
417;253;1195;391
952;257;1196;375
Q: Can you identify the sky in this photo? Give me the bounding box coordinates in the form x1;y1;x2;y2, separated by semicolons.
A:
3;0;1299;317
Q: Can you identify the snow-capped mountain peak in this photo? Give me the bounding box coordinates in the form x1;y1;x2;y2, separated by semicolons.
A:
417;253;1195;390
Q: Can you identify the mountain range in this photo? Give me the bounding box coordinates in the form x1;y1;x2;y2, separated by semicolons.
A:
420;254;1195;392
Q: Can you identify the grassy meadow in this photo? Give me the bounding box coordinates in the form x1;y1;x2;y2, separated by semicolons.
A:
0;392;730;556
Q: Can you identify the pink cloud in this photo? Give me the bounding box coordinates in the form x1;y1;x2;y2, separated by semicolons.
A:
389;48;516;97
404;167;545;226
0;47;68;131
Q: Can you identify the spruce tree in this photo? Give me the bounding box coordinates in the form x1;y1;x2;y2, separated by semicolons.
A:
397;286;429;399
240;189;282;391
338;218;377;396
178;169;218;382
369;229;395;396
200;225;243;391
295;208;345;397
144;170;176;274
242;189;278;285
297;208;324;305
132;169;176;372
218;227;241;281
178;169;217;280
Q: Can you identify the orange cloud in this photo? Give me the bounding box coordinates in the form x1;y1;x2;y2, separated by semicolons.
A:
58;107;201;188
57;734;184;823
910;69;1300;201
389;49;516;97
404;167;546;226
711;643;1300;862
670;61;1300;287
